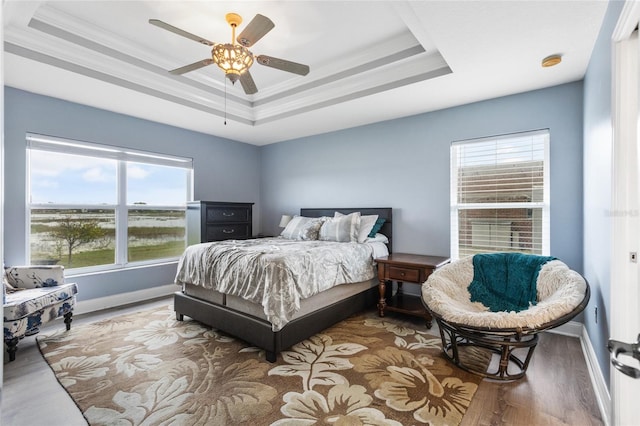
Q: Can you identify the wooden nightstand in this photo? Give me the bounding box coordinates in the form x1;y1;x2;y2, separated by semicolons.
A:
376;253;450;328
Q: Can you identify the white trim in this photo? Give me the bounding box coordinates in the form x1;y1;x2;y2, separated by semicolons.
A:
581;325;612;426
27;133;193;168
610;3;640;424
74;283;176;316
612;1;640;42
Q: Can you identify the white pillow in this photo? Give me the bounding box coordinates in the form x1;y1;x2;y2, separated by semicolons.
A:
280;216;325;240
320;212;361;242
335;212;378;243
365;233;389;244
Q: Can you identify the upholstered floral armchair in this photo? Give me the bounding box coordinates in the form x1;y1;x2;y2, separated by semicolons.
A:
3;265;77;362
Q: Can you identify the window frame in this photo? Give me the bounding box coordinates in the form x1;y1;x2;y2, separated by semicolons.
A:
26;133;194;274
450;129;550;259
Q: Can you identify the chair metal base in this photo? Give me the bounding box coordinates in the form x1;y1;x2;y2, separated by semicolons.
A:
425;278;591;381
435;316;539;381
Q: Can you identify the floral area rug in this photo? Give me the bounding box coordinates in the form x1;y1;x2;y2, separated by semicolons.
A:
37;304;487;425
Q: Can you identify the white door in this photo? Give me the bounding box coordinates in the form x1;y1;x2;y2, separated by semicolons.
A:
610;3;640;425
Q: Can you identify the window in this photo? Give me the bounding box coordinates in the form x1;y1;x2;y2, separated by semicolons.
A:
450;130;550;259
27;134;193;272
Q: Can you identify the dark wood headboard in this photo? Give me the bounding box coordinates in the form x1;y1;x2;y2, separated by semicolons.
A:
300;207;393;253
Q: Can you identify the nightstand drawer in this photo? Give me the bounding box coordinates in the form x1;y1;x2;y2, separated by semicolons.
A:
206;224;251;241
388;266;421;282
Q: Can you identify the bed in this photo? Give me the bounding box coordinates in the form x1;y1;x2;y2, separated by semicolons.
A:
174;207;392;362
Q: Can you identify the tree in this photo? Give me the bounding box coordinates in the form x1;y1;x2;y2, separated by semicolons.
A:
50;216;108;267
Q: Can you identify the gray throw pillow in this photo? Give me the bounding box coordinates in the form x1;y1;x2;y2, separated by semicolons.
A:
319;212;361;242
280;216;325;240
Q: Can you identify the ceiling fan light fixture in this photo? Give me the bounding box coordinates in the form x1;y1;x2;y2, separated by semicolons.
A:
212;43;254;83
150;12;309;94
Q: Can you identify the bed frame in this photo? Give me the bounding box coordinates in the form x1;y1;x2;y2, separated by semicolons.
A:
174;207;392;362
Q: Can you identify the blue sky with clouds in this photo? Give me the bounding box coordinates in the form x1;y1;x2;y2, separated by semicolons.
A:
30;151;189;205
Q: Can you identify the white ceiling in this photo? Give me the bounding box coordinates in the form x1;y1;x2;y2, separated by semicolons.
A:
3;1;608;146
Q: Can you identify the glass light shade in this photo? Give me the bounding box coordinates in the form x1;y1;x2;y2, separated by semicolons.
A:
279;214;293;228
212;43;254;83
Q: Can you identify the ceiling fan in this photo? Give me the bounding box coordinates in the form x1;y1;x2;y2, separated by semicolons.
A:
149;13;310;95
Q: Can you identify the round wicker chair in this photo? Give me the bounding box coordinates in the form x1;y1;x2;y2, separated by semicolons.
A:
421;255;590;381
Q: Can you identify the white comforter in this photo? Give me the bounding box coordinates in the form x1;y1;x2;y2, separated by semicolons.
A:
175;237;384;331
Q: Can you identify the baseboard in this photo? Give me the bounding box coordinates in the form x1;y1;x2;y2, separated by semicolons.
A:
75;284;176;316
580;325;611;426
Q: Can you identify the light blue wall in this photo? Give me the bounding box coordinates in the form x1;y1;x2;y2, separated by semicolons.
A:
261;82;585;273
2;42;600;378
583;0;625;388
3;87;261;301
3;81;587;310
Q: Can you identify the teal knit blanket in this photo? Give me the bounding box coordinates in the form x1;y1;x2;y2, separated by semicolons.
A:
468;253;556;312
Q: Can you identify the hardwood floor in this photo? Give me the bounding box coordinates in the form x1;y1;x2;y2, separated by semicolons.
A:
461;332;603;426
2;297;604;426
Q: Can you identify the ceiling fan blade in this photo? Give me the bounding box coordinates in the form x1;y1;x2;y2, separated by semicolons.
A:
239;71;258;95
236;14;274;47
149;19;214;46
169;59;214;75
256;55;310;76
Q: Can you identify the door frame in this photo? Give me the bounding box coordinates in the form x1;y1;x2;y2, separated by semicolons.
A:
610;1;640;425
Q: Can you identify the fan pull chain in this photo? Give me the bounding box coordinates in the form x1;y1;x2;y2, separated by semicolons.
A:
224;78;227;125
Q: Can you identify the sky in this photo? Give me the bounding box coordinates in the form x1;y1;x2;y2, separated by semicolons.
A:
29;151;189;206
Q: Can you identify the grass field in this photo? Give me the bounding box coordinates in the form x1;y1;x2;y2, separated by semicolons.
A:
30;209;187;268
35;240;186;268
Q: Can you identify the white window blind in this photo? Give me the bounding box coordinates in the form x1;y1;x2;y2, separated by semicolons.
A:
450;130;550;259
26;133;193;169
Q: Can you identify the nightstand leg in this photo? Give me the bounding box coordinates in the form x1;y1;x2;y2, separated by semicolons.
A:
377;279;387;316
425;312;433;329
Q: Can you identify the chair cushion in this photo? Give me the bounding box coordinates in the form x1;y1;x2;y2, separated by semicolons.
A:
4;282;77;321
422;257;587;329
5;266;65;289
4;297;75;340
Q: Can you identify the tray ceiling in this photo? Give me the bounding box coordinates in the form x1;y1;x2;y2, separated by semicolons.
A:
3;1;608;145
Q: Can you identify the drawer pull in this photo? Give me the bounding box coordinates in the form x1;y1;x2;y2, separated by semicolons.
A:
222;229;235;234
222;212;235;217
